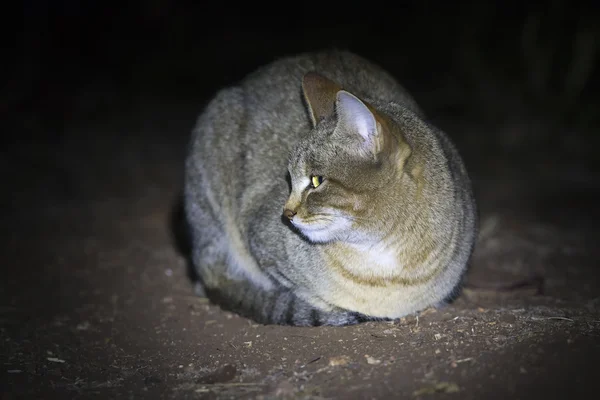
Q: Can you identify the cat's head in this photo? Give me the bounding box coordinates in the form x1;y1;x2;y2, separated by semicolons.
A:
283;72;412;244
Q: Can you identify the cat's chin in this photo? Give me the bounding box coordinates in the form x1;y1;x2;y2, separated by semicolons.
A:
293;219;351;244
299;228;335;243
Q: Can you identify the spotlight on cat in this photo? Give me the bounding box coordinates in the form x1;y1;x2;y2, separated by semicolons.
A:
184;50;477;326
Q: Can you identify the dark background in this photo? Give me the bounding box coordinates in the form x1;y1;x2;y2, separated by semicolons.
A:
2;1;600;398
7;2;600;136
4;1;600;207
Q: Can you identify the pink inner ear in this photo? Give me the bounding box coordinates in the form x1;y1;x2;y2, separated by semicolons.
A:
336;91;377;142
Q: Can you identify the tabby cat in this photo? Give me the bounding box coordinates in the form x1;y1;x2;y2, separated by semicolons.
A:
184;50;477;326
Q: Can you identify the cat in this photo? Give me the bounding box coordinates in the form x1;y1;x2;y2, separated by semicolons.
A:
183;50;477;326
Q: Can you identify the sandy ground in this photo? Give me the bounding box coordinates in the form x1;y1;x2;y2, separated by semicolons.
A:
2;84;600;400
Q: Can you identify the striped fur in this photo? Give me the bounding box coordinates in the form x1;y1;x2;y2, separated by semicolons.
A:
184;50;477;326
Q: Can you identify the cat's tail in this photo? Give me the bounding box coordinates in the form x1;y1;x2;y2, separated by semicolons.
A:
202;278;371;327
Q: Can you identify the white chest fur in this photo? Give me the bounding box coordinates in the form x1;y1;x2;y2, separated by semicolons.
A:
318;239;443;318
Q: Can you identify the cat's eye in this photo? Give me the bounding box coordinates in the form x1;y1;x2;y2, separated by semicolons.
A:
310;175;324;189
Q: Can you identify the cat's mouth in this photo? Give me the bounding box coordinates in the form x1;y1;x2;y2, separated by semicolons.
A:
295;225;332;243
290;215;351;243
289;217;331;239
291;218;330;232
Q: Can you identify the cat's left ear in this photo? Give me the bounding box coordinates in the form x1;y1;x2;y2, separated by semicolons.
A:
302;72;342;127
335;90;384;156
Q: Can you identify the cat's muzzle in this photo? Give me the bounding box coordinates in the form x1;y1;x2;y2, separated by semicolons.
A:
283;209;296;221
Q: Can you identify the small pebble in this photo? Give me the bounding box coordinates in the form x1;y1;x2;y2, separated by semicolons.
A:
329;355;351;366
365;355;381;365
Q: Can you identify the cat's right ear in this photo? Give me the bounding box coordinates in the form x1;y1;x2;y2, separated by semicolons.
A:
302;72;342;127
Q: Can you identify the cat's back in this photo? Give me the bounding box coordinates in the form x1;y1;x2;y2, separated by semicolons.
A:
241;50;421;120
196;50;420;154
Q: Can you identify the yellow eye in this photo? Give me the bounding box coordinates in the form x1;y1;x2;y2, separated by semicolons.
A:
311;175;324;188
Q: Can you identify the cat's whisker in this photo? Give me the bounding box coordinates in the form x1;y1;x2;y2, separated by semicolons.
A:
302;217;334;224
346;215;373;223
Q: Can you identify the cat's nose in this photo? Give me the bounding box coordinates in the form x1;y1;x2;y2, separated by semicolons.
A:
283;209;296;221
